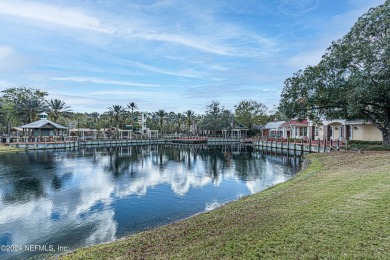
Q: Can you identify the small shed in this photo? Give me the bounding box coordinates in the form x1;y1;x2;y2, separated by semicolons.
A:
19;113;67;141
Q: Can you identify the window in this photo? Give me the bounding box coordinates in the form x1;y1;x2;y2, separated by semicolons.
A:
299;127;307;137
315;127;319;136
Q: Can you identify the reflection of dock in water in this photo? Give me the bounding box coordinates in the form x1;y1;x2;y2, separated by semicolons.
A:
171;138;207;144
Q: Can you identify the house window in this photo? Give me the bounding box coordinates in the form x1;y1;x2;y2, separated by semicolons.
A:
299;127;307;137
315;127;319;136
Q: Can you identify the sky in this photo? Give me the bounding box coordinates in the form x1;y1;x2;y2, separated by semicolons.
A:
0;0;385;114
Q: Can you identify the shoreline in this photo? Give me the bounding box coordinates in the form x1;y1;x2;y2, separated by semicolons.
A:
0;145;23;153
56;150;390;259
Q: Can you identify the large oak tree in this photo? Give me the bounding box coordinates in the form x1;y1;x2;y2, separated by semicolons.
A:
280;1;390;145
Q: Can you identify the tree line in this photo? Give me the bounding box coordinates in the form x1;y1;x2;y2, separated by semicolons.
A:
0;87;284;136
4;2;385;140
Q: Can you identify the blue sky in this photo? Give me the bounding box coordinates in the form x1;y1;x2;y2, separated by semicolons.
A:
0;0;385;114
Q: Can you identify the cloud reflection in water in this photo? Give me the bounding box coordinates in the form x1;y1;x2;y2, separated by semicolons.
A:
0;144;299;259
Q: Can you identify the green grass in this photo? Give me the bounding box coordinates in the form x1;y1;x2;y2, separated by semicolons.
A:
0;145;23;153
58;151;390;259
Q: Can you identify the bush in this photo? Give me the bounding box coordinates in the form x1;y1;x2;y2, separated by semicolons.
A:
285;138;303;143
348;140;382;145
347;140;390;151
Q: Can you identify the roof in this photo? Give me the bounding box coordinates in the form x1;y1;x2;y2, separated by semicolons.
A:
262;121;285;130
280;119;308;127
232;122;248;129
20;119;67;129
252;125;263;130
345;119;370;125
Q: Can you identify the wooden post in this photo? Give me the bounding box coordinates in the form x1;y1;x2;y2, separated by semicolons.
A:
324;137;327;153
309;138;312;153
287;138;290;151
294;143;296;156
317;138;320;153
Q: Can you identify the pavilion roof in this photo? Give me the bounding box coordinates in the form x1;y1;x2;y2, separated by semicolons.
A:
19;119;67;129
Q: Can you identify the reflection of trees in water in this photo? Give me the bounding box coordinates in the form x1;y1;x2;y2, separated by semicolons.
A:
3;178;45;203
94;144;300;183
0;152;63;204
0;145;300;206
51;173;73;190
97;144;233;181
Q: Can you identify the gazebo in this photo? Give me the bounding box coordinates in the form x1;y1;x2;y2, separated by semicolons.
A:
19;112;67;142
230;123;249;138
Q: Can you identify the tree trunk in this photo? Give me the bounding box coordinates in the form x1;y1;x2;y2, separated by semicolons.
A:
383;129;390;146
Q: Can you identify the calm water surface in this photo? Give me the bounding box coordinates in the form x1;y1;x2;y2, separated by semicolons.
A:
0;144;300;259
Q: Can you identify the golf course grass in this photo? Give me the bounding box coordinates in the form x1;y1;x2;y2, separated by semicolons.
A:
59;151;390;259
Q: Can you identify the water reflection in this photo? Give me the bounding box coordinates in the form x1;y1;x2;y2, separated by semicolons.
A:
0;144;300;259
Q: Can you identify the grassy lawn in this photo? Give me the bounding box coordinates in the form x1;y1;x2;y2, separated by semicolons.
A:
59;151;390;259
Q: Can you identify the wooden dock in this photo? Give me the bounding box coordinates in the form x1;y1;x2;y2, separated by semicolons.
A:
253;139;343;155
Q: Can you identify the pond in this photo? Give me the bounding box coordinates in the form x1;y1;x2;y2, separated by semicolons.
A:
0;144;300;259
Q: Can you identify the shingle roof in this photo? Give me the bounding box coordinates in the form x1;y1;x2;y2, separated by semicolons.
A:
20;119;67;129
280;119;308;127
262;121;285;130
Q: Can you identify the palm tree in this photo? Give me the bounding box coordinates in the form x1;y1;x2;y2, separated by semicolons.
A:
87;112;100;129
71;112;87;134
108;105;126;132
175;113;185;133
101;111;114;129
184;110;196;134
127;102;138;117
167;111;177;133
46;99;72;123
15;97;47;124
127;102;138;125
156;109;167;134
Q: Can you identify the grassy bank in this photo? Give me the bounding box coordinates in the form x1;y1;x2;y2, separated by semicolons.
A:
0;145;23;153
59;151;390;259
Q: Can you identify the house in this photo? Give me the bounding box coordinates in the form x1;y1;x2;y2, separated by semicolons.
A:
261;121;284;138
308;119;346;141
345;120;382;141
280;119;309;139
309;119;382;142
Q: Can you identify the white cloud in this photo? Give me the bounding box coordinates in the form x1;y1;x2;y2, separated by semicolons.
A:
0;46;13;61
127;61;206;78
0;1;277;58
0;1;111;33
52;77;160;87
284;49;325;68
89;90;174;98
